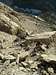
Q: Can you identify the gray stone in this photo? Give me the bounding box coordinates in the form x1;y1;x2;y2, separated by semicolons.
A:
33;72;39;75
48;67;54;73
21;62;28;67
41;53;56;62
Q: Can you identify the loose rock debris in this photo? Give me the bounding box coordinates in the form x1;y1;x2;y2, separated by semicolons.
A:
0;2;56;75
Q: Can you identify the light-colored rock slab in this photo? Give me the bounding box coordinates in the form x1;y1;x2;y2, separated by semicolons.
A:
26;31;56;47
41;53;56;62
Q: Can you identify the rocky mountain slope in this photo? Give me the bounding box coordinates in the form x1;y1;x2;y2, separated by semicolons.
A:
1;0;56;25
0;2;56;75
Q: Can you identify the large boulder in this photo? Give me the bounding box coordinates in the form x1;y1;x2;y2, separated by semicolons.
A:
26;31;56;47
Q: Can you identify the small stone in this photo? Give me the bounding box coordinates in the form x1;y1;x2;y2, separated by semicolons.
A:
19;51;29;62
19;67;25;70
41;70;49;75
31;62;37;69
32;69;36;72
26;68;31;71
33;72;39;75
28;60;33;64
19;67;27;72
48;67;54;73
9;62;16;67
26;57;34;64
4;55;16;60
16;54;20;64
21;62;28;67
40;44;47;51
3;60;10;66
0;53;4;59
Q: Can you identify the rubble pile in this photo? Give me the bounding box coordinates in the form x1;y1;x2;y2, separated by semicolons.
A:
0;2;56;75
